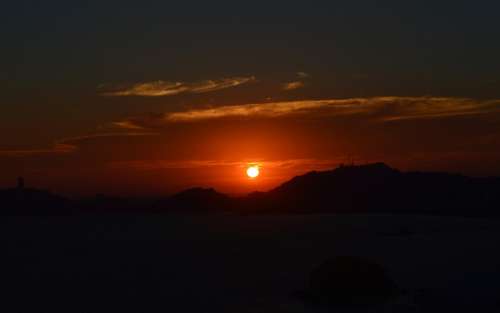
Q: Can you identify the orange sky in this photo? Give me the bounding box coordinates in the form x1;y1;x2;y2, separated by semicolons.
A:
2;91;500;196
2;1;500;196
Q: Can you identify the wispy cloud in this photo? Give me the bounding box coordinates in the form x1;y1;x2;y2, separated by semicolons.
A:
56;132;159;146
99;76;256;97
283;81;305;91
282;72;308;90
0;132;157;157
165;99;352;122
110;97;500;129
110;158;342;172
0;144;76;157
167;97;500;123
112;121;148;130
6;97;499;158
378;97;500;121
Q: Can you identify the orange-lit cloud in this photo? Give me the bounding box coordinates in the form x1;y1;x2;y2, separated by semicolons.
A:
108;158;355;193
111;97;500;128
4;97;499;160
0;132;157;157
283;81;305;90
378;97;500;121
112;121;148;130
167;97;500;122
57;132;159;146
99;76;256;97
0;144;76;157
110;158;343;172
165;99;353;122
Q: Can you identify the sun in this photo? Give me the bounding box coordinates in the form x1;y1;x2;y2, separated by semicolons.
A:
246;165;260;179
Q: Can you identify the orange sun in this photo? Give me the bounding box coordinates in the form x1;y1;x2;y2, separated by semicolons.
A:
246;165;260;179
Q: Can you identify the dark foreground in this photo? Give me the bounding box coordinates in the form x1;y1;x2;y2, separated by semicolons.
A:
1;214;500;312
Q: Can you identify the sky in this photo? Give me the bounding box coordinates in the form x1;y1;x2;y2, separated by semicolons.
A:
1;1;500;196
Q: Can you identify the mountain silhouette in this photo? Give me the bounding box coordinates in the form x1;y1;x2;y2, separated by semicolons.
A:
151;162;500;217
2;163;500;217
155;187;231;213
242;162;500;216
0;187;68;216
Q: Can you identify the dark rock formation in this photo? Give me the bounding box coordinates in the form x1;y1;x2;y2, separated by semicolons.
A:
301;256;399;307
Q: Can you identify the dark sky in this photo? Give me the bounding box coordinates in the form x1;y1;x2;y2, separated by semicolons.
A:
3;1;500;93
1;1;500;195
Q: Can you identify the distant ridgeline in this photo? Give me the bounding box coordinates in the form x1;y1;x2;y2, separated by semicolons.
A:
241;163;500;216
0;177;69;216
2;164;500;217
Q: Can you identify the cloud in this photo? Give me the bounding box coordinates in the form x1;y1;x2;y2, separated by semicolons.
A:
112;121;147;130
56;132;159;146
282;72;309;91
111;160;243;170
8;97;497;158
166;97;500;123
110;97;500;129
377;97;500;121
0;132;157;157
165;99;351;122
110;158;343;172
0;144;76;157
188;77;256;93
283;81;305;91
99;76;256;97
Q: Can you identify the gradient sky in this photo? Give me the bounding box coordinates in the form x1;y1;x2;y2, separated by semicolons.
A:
1;1;500;196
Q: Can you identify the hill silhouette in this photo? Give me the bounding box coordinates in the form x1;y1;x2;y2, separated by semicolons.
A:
0;187;69;216
155;187;231;213
242;163;500;216
2;163;500;217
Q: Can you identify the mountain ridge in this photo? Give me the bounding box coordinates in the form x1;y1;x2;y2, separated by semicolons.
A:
2;163;500;217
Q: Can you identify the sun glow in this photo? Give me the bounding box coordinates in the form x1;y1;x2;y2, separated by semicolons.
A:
246;165;260;179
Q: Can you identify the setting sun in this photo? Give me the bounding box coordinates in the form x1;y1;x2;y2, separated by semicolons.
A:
246;165;260;179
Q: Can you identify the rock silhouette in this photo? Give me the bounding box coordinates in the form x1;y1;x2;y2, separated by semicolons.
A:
300;256;399;307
